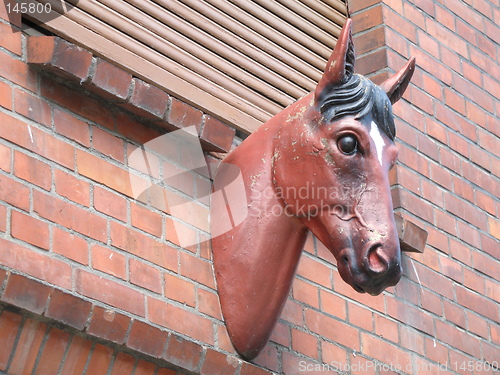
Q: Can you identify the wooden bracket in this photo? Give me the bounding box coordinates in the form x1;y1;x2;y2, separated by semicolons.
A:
395;214;427;253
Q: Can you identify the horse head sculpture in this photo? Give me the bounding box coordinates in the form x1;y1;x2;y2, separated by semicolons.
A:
211;19;415;360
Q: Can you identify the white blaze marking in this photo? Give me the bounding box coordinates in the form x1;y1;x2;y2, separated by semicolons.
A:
369;121;385;166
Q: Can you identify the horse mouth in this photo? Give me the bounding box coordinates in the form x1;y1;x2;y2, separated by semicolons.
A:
338;247;402;296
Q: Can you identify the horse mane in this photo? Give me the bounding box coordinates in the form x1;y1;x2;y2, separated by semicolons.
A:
319;73;397;141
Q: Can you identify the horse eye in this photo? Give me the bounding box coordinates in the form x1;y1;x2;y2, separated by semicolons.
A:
338;135;358;155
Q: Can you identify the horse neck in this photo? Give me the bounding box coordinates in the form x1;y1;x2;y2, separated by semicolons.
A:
212;119;309;358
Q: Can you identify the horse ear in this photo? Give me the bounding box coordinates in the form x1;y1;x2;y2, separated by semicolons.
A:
315;19;355;100
380;57;416;104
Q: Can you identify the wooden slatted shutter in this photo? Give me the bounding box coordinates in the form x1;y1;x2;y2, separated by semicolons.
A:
26;0;348;133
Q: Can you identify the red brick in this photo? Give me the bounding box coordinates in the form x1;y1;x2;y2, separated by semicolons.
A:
0;268;6;286
331;272;385;313
134;360;158;375
463;267;485;294
77;149;148;199
127;143;161;179
14;89;52;127
13;151;51;191
163;334;203;372
110;221;177;271
34;328;71;375
116;111;161;145
421;75;444;102
41;76;116;130
127;320;169;358
305;308;360;350
0;310;23;370
148;296;214;345
1;273;52;314
444;192;488;231
131;202;162;237
410;261;453;299
321;340;348;368
452;175;475;203
87;306;131;344
0;50;37;91
0;111;75;169
253;344;279;373
481;230;499;259
126;79;169;119
352;5;383;33
85;343;114;375
291;329;318;358
217;325;236;354
466;311;489;339
129;259;162;294
46;289;92;330
157;367;177;375
429;162;452;190
110;352;135;375
361;333;412;370
0;21;21;55
0;143;11;173
164;273;196;306
0;205;6;233
162;159;195;197
438;254;463;283
165;218;198;251
348;302;373;331
319;290;347;320
435;320;481;358
92;127;125;163
201;349;239;375
76;270;146;317
54;169;90;206
87;58;132;101
292;278;319;309
28;37;92;80
52;227;89;265
386;296;434;336
296;255;332;288
0;238;72;289
424;336;447;365
474;190;496;215
8;319;46;374
472;250;498;280
455;285;498;321
11;210;50;250
93;186;127;222
280;299;303;326
59;335;92;375
53;108;91;147
167;97;204;130
200;116;235;152
92;245;127;279
351;0;382;13
442;299;466;329
374;314;399;343
34;190;107;242
353;26;385;56
198;288;223;320
240;362;273;375
179;252;215;289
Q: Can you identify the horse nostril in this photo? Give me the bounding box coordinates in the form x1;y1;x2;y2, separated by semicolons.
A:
367;245;389;275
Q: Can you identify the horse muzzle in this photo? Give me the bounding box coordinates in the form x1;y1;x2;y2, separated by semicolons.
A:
338;241;402;295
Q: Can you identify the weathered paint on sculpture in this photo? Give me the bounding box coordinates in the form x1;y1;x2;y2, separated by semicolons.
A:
211;19;416;360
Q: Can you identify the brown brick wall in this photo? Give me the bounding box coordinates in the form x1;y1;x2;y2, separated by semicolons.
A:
0;0;498;374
